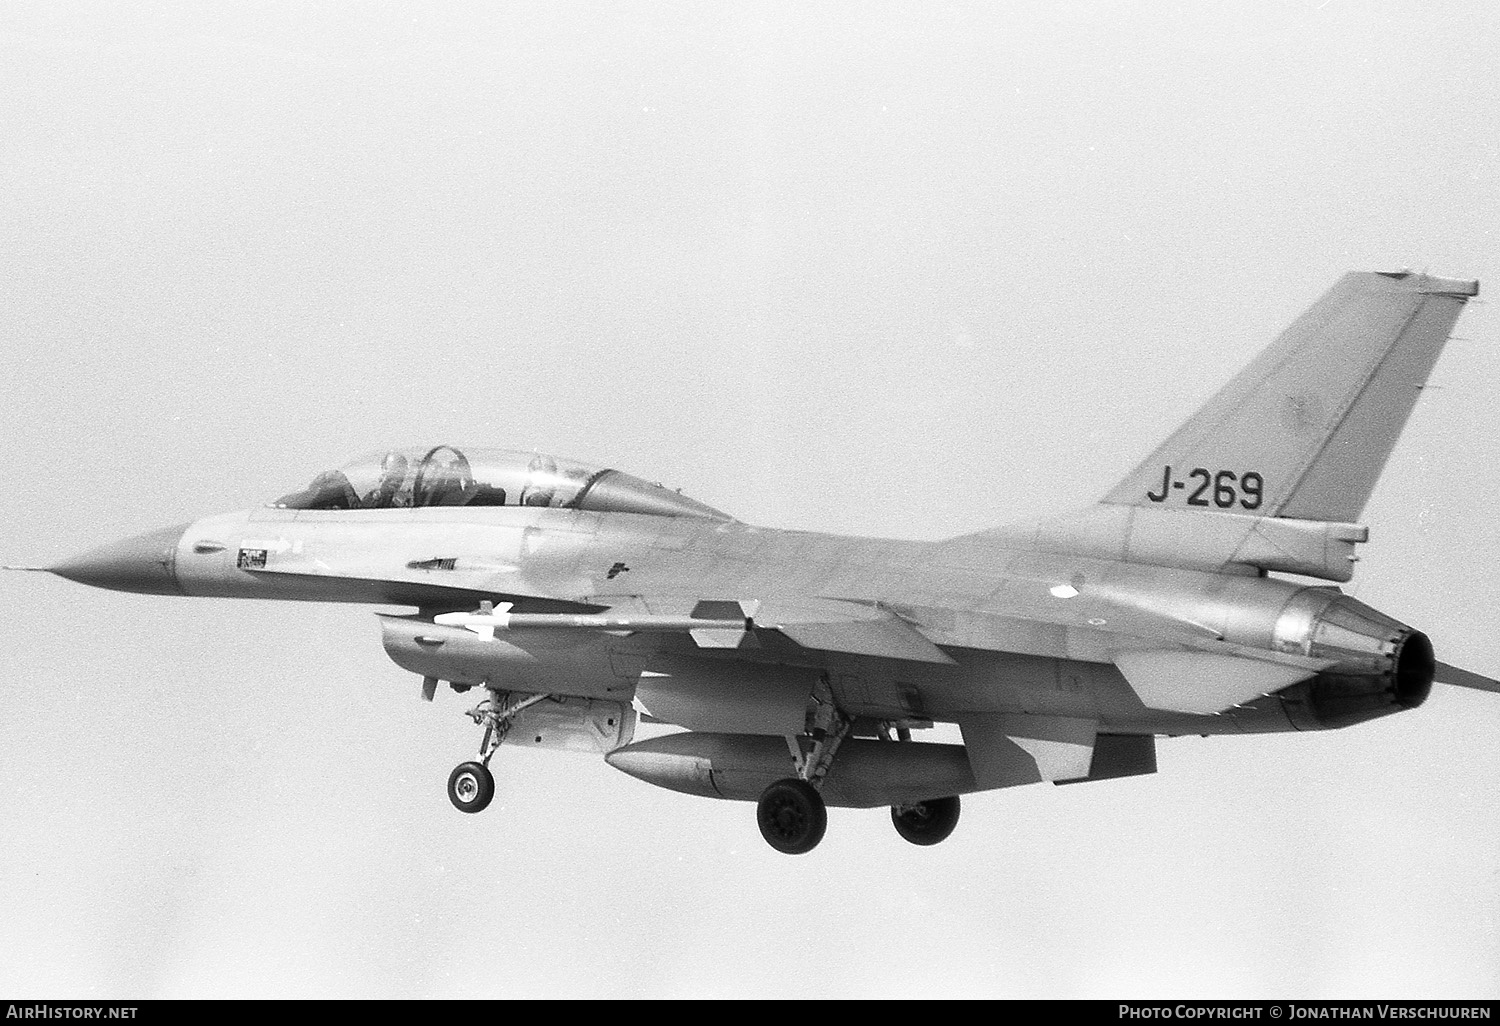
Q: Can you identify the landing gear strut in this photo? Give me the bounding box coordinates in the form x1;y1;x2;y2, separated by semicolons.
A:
755;676;849;854
445;687;550;815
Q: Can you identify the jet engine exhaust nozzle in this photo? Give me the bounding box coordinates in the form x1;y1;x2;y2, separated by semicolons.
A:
1393;628;1435;710
1273;593;1436;729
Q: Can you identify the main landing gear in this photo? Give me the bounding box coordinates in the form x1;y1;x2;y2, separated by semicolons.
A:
755;677;849;855
890;795;962;846
757;778;828;854
753;685;964;854
755;773;964;854
445;687;551;814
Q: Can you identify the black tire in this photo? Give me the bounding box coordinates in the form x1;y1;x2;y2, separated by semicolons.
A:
756;778;827;855
891;795;961;846
447;761;495;814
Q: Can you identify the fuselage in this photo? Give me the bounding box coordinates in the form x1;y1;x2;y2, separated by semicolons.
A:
69;502;1422;740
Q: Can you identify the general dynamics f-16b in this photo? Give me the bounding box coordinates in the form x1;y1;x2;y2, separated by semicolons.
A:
15;270;1499;854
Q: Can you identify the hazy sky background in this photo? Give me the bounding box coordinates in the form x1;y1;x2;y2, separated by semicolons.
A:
2;1;1497;998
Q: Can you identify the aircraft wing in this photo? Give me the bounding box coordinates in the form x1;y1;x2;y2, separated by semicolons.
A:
417;586;1335;715
426;595;958;665
749;598;956;665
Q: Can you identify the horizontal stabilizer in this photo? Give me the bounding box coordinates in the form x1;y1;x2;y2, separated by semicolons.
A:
1114;650;1320;715
1434;661;1500;695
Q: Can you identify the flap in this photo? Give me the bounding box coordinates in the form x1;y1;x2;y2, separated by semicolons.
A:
755;597;956;665
1114;650;1319;715
958;714;1098;788
774;618;955;664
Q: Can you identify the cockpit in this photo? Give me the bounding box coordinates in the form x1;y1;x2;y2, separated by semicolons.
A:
270;445;733;520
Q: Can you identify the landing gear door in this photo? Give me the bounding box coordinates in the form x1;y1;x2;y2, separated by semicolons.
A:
506;696;636;754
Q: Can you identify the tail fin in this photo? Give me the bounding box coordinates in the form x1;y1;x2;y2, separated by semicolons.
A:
1104;271;1478;522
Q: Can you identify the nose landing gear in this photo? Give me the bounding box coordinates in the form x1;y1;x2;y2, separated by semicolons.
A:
447;761;494;813
445;687;551;814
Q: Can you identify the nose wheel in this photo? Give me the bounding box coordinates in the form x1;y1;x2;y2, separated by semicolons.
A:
445;688;551;815
447;761;495;813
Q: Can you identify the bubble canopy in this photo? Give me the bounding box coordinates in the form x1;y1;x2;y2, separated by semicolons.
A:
270;445;732;520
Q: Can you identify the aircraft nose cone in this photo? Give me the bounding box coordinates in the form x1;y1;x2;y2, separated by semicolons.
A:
48;524;189;595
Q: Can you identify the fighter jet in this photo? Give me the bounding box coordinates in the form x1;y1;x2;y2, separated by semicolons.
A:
15;270;1499;854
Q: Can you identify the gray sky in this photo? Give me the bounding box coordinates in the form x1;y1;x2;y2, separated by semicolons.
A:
2;1;1497;998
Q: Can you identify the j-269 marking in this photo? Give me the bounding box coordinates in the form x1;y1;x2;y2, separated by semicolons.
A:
1145;466;1263;510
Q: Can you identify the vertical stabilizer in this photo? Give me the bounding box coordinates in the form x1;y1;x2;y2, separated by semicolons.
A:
1103;271;1477;522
